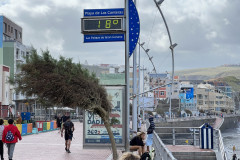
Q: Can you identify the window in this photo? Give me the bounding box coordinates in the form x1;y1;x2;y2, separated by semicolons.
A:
16;49;19;59
21;51;25;57
14;29;18;39
198;101;203;105
198;94;203;99
8;25;10;32
205;95;208;99
3;22;7;33
160;91;165;95
26;52;29;58
19;32;22;39
11;27;13;33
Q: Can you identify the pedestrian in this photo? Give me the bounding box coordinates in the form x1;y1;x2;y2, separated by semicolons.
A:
119;152;140;160
232;154;237;160
61;117;74;153
16;113;22;124
0;119;4;160
146;116;155;152
130;132;146;156
137;115;142;132
56;114;62;133
2;119;22;160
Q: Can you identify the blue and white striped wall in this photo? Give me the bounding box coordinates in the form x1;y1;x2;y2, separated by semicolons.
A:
200;123;213;149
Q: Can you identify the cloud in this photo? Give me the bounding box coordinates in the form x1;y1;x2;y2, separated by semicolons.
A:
1;0;240;72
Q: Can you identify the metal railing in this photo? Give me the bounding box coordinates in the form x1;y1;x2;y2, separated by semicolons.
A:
216;129;228;160
146;121;176;160
155;127;201;146
152;130;177;160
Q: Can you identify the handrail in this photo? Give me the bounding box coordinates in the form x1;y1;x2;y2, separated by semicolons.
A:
217;129;228;160
146;121;176;160
155;126;201;146
155;127;200;129
153;130;177;160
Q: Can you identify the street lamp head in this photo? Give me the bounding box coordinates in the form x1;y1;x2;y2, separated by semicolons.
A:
145;49;150;53
140;42;145;46
170;43;177;49
157;0;164;5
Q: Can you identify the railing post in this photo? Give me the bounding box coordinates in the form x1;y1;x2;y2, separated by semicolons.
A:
173;128;175;145
193;128;196;146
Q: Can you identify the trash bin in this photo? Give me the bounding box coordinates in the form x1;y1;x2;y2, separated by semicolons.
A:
50;122;54;130
43;122;47;131
200;123;213;149
27;123;33;134
16;124;22;134
47;122;50;130
36;121;43;132
22;124;27;135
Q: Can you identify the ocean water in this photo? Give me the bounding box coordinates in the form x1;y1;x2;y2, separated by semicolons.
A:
222;125;240;159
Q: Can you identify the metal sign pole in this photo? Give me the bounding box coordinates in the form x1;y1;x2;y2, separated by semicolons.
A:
132;0;137;135
125;0;130;151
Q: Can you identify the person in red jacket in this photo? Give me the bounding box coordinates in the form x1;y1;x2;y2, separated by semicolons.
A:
2;119;22;160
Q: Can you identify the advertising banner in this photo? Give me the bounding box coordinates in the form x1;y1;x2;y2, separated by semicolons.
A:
83;86;125;148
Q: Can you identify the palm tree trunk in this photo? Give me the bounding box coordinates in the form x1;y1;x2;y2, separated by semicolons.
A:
104;120;118;160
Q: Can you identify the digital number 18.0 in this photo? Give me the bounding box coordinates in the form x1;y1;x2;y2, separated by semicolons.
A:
98;20;119;29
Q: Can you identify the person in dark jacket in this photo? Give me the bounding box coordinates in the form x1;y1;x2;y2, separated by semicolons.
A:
130;132;146;156
146;116;155;152
2;119;22;160
56;114;62;132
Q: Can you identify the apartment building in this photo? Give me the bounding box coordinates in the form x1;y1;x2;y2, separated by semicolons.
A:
195;84;234;113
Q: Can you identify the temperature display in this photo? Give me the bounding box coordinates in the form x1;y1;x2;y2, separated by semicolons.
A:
82;18;123;32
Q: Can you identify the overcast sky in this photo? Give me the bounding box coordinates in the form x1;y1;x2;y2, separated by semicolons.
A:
1;0;240;72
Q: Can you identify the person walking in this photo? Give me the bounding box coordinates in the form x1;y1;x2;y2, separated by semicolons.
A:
2;119;22;160
0;119;4;160
146;115;155;152
137;115;142;132
61;117;74;153
56;114;62;133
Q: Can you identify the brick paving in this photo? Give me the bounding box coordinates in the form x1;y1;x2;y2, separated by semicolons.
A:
3;122;114;160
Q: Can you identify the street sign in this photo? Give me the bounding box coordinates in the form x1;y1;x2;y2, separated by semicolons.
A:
84;34;125;43
128;0;140;57
82;18;124;33
84;8;124;17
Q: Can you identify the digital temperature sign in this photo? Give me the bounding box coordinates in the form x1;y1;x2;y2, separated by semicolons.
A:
82;18;124;32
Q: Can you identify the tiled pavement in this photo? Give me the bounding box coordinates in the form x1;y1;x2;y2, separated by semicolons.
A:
3;122;113;160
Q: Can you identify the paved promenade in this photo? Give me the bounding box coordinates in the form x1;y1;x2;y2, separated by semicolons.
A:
3;122;113;160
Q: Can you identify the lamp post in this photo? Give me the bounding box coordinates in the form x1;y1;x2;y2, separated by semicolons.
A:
154;0;177;119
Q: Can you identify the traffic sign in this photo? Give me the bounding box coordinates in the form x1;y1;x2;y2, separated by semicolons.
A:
84;8;124;17
84;34;125;43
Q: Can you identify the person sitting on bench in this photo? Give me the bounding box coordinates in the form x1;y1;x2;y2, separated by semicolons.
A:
130;132;146;156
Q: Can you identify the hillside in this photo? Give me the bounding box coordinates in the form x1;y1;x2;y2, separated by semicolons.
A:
176;66;240;80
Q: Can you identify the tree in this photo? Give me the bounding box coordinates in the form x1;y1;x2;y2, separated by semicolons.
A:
156;107;165;117
184;109;192;116
199;109;205;113
13;49;118;159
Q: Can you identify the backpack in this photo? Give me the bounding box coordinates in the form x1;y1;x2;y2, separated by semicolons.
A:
6;129;14;142
64;121;72;133
141;152;151;160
